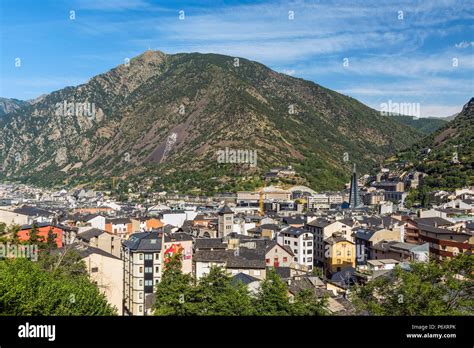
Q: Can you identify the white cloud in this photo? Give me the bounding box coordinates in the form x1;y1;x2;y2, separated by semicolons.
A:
455;41;474;48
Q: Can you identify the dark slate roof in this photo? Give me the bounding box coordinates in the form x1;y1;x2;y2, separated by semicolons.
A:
417;223;469;236
259;223;280;231
164;232;193;243
279;226;312;237
325;235;353;245
218;205;234;214
355;228;376;241
122;232;163;251
68;242;121;260
414;217;454;227
282;216;306;224
273;266;292;279
13;205;53;217
194;247;266;269
231;273;260;286
193;249;229;262
106;218;131;224
330;267;357;286
307;219;331;228
19;222;76;232
77;228;106;241
339;218;356;227
194;238;227;250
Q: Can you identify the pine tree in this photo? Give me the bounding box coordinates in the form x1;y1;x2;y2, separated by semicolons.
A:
28;223;40;245
253;268;291;315
46;227;57;250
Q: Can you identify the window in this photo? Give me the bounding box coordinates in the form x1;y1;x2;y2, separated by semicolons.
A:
155;279;159;284
145;267;152;273
265;258;270;263
139;253;143;260
155;266;159;272
155;253;160;259
139;292;143;299
283;257;288;262
145;280;153;286
139;266;143;273
294;241;298;246
139;305;143;312
139;280;143;286
144;254;153;260
91;267;99;273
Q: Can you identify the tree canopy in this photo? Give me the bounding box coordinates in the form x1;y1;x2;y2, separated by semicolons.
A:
351;255;473;315
0;258;117;315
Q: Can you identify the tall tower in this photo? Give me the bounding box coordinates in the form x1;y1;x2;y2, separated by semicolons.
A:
217;205;234;237
349;163;361;209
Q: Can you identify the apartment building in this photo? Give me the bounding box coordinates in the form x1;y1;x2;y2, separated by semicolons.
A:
276;226;314;270
306;219;353;266
122;231;163;316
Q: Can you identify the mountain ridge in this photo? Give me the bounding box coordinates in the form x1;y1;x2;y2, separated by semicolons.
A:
0;50;421;193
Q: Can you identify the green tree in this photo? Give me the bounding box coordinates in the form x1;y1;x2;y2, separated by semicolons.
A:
0;258;116;315
196;267;254;315
7;224;20;243
38;249;88;278
154;252;199;315
28;223;40;245
45;227;57;250
351;255;473;315
290;289;328;316
253;268;291;315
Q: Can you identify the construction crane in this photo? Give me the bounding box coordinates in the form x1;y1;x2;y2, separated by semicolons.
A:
112;177;120;190
259;189;264;216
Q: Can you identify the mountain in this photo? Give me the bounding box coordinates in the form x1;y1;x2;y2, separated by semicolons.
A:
0;50;421;193
389;98;473;190
441;113;459;122
0;98;29;117
388;115;447;135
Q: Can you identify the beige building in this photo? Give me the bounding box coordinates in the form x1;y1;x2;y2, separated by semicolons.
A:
307;219;354;265
217;205;234;237
73;243;124;315
0;209;30;226
237;186;291;201
77;228;123;259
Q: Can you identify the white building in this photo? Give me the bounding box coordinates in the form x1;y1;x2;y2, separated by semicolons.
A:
277;226;314;270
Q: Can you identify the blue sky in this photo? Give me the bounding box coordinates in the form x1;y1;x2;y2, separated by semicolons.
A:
0;0;473;117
